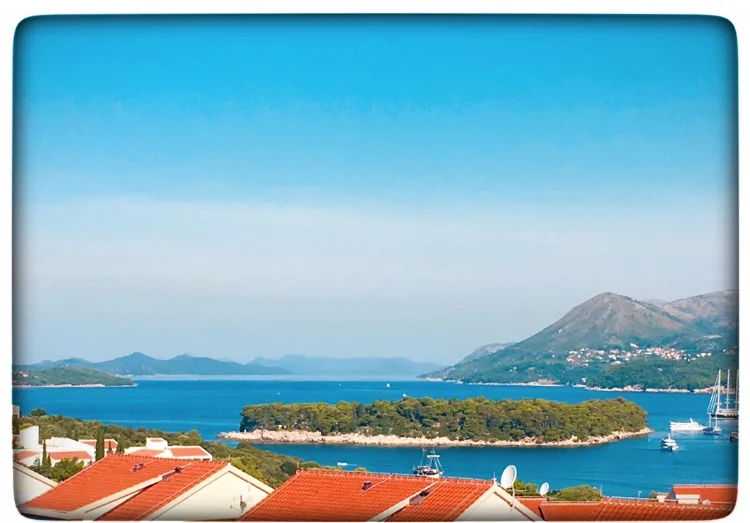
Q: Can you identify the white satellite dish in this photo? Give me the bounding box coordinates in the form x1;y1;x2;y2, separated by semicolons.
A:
539;482;550;497
500;465;517;490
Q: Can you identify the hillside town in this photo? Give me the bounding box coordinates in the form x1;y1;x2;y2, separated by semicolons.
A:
12;406;737;521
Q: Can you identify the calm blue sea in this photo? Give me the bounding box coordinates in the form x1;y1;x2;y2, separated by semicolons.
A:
12;379;738;497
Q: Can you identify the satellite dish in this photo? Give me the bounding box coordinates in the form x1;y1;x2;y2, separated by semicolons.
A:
500;465;517;489
539;482;550;496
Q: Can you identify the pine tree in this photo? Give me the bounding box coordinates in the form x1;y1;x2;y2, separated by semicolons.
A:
95;428;105;461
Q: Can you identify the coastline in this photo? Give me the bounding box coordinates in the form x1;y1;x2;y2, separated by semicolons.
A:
217;426;653;448
12;383;137;389
422;379;712;394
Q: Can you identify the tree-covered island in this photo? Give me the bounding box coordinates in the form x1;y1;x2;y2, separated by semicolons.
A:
12;367;135;387
233;396;650;446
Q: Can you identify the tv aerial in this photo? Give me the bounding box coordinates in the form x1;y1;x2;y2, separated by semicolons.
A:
539;482;550;497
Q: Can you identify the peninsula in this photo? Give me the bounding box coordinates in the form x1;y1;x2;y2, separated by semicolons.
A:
12;367;135;388
227;396;650;447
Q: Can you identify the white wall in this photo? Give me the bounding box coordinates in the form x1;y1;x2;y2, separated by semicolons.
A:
156;471;270;521
19;426;40;450
13;466;56;505
459;493;532;521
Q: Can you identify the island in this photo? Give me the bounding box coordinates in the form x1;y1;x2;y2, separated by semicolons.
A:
12;367;135;388
221;396;651;447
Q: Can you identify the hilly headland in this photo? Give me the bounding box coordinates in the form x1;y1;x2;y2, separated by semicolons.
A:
422;290;738;391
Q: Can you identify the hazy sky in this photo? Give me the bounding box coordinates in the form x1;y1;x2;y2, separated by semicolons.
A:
15;16;737;365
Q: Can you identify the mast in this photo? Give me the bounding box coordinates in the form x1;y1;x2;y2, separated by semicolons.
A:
736;369;739;411
727;369;731;410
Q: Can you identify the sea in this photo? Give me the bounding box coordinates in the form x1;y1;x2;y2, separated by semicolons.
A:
12;378;738;497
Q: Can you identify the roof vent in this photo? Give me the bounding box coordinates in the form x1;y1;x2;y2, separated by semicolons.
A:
362;480;373;492
409;490;431;506
132;463;145;472
702;500;711;505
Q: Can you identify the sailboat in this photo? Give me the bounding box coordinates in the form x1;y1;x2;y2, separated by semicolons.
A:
703;415;722;436
708;369;739;419
413;449;444;478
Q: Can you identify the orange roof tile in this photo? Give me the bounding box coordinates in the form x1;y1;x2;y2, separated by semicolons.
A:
20;455;206;513
48;451;93;461
98;460;227;520
13;450;41;461
517;496;546;518
539;498;735;521
168;445;212;458
241;470;437;522
669;484;738;504
387;478;494;521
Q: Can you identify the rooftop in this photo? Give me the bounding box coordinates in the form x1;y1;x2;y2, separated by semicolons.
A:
20;454;225;514
537;497;735;521
669;484;738;503
242;470;442;521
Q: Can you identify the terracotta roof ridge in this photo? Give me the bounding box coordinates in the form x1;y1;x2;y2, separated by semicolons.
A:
672;483;737;488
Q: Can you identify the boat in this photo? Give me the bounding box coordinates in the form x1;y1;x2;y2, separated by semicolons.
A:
669;418;705;432
337;462;348;467
730;432;738;442
703;416;722;436
661;434;679;452
708;369;739;419
413;449;443;478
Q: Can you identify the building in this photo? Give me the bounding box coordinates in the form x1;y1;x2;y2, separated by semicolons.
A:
13;426;98;467
18;454;273;520
239;469;540;521
516;484;737;521
124;437;213;460
13;462;57;505
12;404;21;418
79;438;119;455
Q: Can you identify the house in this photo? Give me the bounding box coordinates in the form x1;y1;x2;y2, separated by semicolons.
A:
665;484;737;505
80;438;119;455
517;484;736;521
534;497;734;520
18;454;273;520
124;437;212;460
13;427;97;467
239;469;540;521
13;404;21;418
13;462;58;504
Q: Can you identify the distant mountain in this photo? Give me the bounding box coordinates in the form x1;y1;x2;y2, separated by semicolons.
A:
16;352;290;376
421;289;738;385
250;355;444;377
457;343;516;365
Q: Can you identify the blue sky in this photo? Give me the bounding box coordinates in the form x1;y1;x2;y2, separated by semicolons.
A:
15;16;737;364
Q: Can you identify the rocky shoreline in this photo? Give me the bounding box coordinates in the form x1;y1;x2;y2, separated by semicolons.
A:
217;426;653;448
12;383;137;389
425;379;713;394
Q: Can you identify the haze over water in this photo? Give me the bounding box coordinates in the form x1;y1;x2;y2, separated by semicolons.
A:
13;379;737;497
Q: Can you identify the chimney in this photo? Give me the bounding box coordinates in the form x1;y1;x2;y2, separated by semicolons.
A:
362;480;373;492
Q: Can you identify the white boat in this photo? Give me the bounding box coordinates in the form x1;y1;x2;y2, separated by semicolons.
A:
337;462;348;467
669;418;705;432
703;416;722;436
413;449;443;478
661;434;679;451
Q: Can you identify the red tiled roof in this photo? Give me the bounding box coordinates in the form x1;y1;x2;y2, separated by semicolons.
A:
241;470;438;521
168;446;211;458
387;478;494;521
48;451;93;461
517;497;546;518
129;449;167;457
98;460;227;520
20;455;208;513
13;450;41;461
539;498;735;521
669;484;737;504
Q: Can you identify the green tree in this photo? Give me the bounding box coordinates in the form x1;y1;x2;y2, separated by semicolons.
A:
48;458;84;482
95;428;105;461
30;408;47;417
42;440;51;468
550;485;602;501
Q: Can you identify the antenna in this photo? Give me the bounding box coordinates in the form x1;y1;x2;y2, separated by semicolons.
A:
539;482;549;497
500;465;517;490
